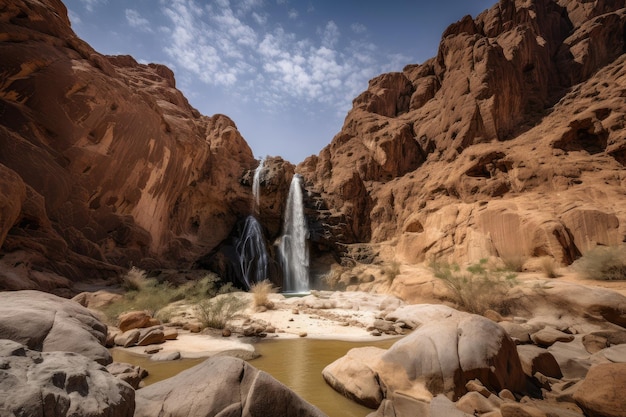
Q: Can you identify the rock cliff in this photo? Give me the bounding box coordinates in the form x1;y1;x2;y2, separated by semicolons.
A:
299;0;626;266
0;0;275;292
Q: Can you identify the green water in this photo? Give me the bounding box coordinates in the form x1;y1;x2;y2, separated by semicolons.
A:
112;337;399;417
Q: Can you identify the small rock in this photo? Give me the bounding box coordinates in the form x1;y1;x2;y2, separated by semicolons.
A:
531;327;575;347
114;329;140;348
599;344;626;363
118;310;152;332
517;345;563;379
484;309;503;322
150;351;181;361
499;321;532;344
298;332;307;338
466;379;492;398
582;334;608;354
222;328;232;337
163;327;178;340
456;391;497;415
144;346;163;354
292;308;299;315
499;389;516;401
370;330;382;337
184;323;202;333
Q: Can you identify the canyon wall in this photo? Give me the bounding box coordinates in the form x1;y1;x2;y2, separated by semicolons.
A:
299;0;626;266
0;0;284;292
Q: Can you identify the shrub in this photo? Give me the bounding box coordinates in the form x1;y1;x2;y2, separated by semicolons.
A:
122;266;148;291
250;280;277;310
430;258;518;315
574;245;626;281
195;294;248;329
501;255;526;272
540;256;560;278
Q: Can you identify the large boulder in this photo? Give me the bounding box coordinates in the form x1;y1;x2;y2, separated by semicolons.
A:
573;362;626;417
135;356;326;417
0;340;134;417
323;305;526;414
0;290;111;364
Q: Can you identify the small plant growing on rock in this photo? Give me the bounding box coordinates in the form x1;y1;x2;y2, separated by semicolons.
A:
250;280;277;311
574;245;626;281
195;294;248;329
430;258;518;315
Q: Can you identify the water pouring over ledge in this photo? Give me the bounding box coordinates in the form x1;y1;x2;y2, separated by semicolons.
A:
279;174;310;294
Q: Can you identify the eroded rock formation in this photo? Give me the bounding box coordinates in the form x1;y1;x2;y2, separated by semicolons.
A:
0;0;264;292
299;0;626;266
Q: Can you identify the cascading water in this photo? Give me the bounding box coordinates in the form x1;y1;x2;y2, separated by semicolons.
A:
279;174;309;293
252;157;264;213
236;157;269;289
236;215;268;289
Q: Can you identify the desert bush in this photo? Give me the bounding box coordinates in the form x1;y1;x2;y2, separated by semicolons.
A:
501;255;526;272
250;280;277;310
102;270;235;324
195;294;248;329
540;256;560;278
381;261;401;284
430;258;518;315
574;245;626;281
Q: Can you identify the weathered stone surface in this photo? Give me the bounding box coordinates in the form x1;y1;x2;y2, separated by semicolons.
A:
499;322;532;344
0;290;110;364
150;351;181;361
516;345;563;379
573;363;626;417
531;327;575;347
0;340;134;417
137;326;165;347
0;0;257;291
298;0;626;269
135;356;326;417
455;391;501;415
106;361;148;390
118;311;152;332
114;329;140;348
326;305;525;416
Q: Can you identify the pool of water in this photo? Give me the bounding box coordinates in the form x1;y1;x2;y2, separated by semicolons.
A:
111;337;399;417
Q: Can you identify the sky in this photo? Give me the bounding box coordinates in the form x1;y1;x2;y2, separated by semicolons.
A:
66;0;495;163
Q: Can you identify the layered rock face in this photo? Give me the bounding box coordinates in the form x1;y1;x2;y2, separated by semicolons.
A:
299;0;626;265
0;0;262;291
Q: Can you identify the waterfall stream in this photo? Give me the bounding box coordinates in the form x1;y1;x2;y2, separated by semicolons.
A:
279;174;309;293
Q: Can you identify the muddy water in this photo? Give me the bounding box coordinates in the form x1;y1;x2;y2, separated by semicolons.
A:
112;337;399;417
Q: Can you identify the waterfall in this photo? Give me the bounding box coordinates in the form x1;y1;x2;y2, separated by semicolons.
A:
252;157;264;212
236;215;268;289
279;174;309;293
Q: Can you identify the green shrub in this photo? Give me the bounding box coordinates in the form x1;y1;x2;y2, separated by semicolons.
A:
430;258;518;315
101;270;235;324
574;245;626;281
250;280;277;310
195;294;248;329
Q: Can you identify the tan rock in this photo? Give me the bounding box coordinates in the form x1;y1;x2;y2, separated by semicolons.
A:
500;403;547;417
118;311;152;332
531;327;575;347
573;363;626;417
516;345;563;379
114;329;140;348
137;326;165;346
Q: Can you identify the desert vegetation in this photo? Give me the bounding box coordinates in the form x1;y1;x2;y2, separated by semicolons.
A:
250;280;278;311
430;258;518;315
574;245;626;281
195;294;248;329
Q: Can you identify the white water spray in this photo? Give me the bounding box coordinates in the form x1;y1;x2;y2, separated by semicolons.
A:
279;174;309;293
236;215;268;289
252;157;264;212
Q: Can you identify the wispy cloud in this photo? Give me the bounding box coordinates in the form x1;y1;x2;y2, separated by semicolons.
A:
125;9;153;33
78;0;107;13
160;0;409;115
350;23;366;34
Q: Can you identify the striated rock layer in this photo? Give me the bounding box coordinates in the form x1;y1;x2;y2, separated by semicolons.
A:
299;0;626;266
0;0;280;292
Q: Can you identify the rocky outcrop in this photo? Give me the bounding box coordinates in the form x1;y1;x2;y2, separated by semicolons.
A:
135;355;327;417
0;290;111;364
573;363;626;417
299;0;626;266
323;305;526;413
0;0;258;292
0;339;135;417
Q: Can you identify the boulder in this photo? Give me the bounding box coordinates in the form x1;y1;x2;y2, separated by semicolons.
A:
118;311;153;332
0;340;134;417
135;356;326;417
325;305;525;416
0;290;111;364
106;362;148;389
516;345;563;379
530;327;575;347
115;329;140;348
137;326;165;346
573;363;626;417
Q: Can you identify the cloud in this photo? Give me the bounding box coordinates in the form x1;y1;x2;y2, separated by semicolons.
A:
287;8;298;19
67;9;82;25
350;23;366;34
78;0;107;12
160;0;409;115
125;9;153;33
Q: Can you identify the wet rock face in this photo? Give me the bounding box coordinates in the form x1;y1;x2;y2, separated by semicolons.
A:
0;0;256;290
299;0;626;265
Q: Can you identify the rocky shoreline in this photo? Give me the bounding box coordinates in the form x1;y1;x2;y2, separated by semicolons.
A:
1;272;625;417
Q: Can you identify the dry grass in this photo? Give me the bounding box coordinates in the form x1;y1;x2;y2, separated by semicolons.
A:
250;280;277;310
382;261;401;284
195;294;248;329
540;256;560;278
430;258;518;315
574;245;626;281
501;255;526;273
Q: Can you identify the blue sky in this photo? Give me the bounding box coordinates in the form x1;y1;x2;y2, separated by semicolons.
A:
66;0;495;163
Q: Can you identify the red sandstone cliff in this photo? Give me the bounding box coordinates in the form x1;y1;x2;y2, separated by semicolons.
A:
299;0;626;266
0;0;269;292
